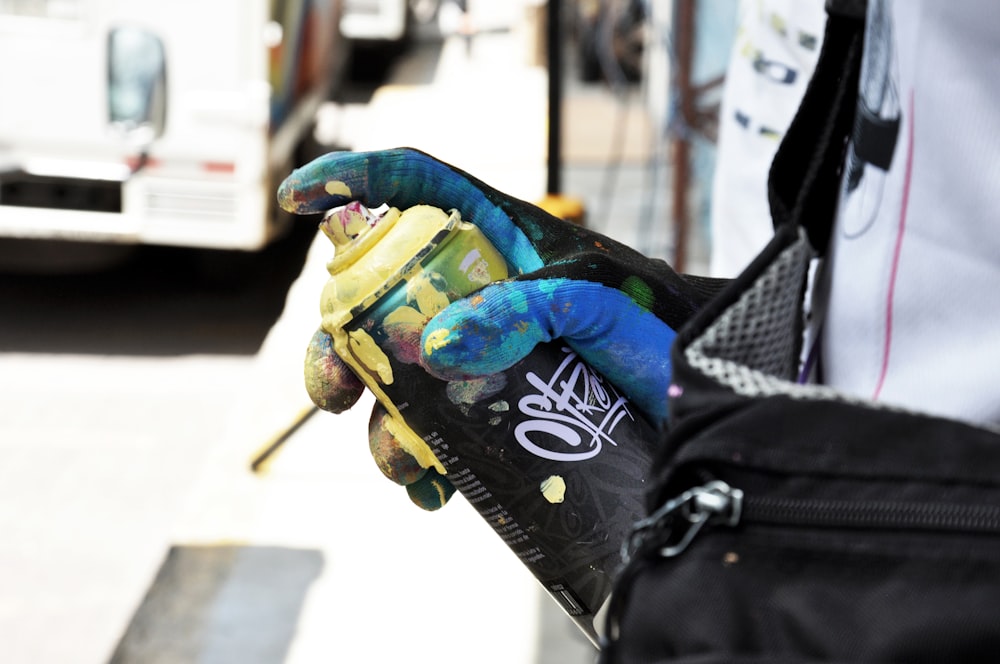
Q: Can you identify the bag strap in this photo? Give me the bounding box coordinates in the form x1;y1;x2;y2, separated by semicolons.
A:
767;0;867;255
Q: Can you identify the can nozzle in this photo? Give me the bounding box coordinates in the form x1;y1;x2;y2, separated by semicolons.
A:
321;202;402;275
320;201;386;249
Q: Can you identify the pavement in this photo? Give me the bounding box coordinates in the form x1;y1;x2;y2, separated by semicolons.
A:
3;7;712;664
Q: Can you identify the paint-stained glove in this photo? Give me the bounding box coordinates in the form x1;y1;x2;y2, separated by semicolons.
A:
280;148;726;510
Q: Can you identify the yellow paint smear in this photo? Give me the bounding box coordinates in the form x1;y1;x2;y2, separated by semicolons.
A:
540;475;566;504
324;180;352;197
423;328;452;356
383;305;428;327
407;271;450;318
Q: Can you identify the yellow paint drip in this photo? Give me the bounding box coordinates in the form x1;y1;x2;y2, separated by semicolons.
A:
381;408;446;475
330;320;443;476
346;329;393;384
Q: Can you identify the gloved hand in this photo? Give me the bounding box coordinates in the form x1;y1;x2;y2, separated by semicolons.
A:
280;148;726;510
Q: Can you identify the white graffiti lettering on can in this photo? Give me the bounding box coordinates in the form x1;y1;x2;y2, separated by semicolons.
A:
514;349;633;461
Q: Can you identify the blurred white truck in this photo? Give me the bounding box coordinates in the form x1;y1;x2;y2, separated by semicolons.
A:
340;0;410;43
0;0;344;253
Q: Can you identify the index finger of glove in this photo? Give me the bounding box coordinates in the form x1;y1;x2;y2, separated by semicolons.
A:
276;148;543;273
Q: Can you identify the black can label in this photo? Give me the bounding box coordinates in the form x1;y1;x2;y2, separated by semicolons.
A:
335;222;657;635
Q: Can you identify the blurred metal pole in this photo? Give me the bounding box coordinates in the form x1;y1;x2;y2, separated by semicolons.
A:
547;0;563;195
672;0;695;273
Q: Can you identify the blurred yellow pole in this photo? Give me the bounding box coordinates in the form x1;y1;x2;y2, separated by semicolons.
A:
540;0;587;227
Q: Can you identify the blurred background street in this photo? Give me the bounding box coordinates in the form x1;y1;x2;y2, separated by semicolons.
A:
0;1;734;662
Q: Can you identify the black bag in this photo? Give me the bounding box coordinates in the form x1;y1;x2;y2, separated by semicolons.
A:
599;2;1000;662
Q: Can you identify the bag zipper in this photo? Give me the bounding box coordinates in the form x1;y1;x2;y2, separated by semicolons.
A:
622;481;743;561
624;480;1000;562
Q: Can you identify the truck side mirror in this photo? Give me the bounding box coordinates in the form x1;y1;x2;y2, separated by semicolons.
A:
107;27;167;146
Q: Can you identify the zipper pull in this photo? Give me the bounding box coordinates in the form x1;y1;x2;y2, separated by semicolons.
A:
623;480;744;562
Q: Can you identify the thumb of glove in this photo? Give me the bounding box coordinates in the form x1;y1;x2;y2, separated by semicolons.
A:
420;268;682;427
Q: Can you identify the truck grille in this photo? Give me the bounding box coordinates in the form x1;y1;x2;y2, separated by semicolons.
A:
0;171;122;213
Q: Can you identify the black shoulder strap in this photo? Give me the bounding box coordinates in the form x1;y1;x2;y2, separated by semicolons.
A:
767;0;867;255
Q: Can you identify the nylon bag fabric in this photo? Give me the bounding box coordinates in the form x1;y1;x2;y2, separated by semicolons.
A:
599;1;1000;661
600;220;1000;663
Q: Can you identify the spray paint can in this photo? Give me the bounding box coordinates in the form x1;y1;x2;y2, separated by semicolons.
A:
318;202;658;646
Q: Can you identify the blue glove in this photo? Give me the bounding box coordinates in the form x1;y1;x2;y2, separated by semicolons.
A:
282;148;725;508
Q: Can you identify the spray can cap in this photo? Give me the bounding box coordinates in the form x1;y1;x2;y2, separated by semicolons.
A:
319;203;460;328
